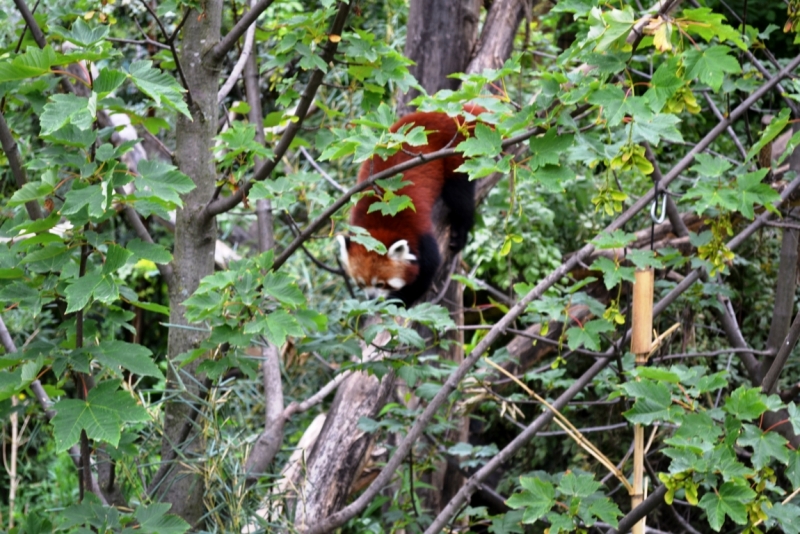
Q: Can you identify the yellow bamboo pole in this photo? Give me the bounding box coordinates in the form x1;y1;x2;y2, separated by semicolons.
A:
630;268;654;534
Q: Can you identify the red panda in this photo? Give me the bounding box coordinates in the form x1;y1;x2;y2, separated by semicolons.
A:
337;104;485;307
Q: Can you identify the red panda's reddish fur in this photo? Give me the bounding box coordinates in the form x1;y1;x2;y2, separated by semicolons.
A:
339;104;485;306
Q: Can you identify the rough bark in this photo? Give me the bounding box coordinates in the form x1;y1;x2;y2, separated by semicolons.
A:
293;328;396;529
760;123;800;381
397;0;481;114
156;2;223;525
466;0;528;75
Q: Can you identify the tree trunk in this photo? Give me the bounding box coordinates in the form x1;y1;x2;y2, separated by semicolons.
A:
293;328;396;528
466;0;528;75
397;0;481;115
155;3;222;525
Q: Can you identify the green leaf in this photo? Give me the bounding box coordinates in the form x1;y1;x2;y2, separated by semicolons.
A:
788;449;800;490
766;502;800;534
506;477;555;524
0;45;60;80
631;114;684;146
683;45;741;92
682;8;746;49
40;93;97;135
128;299;170;316
264;310;304;347
127;238;173;264
636;367;680;383
488;510;525;534
93;340;163;378
737;424;789;469
134;159;196;208
622;380;672;424
733;169;780;219
102;244;133;275
587;6;636;52
64;272;103;313
723;386;770;420
366;193;416;216
62;183;111;220
262;273;305;307
0;359;43;401
627;250;664;270
456;123;501;157
529;129;574;169
135;503;190;534
51;380;149;451
51;19;110;47
93;68;127;96
698;481;755;531
558;472;601;497
587;497;621;526
8;180;54;207
747;108;790;162
691;153;732;178
644;58;683;112
129;60;190;118
590;256;635;289
591;230;635;249
531;164;575;193
566;319;614;351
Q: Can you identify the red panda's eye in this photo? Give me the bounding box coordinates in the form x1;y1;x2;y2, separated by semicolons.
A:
375;282;385;289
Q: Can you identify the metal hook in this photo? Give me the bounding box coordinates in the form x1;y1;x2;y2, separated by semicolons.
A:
650;191;667;224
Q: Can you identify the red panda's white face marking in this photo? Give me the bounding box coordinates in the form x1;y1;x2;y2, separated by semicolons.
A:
336;236;417;299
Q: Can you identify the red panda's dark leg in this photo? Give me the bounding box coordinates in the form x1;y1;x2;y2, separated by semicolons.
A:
390;233;441;307
441;172;475;252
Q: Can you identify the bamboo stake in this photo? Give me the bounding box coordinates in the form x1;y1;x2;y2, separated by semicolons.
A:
630;268;654;534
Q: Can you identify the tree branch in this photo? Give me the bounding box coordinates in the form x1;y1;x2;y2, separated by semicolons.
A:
0;109;43;220
217;8;256;104
12;0;46;48
209;0;275;64
203;0;351;220
760;124;800;382
606;485;668;534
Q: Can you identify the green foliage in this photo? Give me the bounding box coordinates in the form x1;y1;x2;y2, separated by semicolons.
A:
1;0;799;531
506;472;621;531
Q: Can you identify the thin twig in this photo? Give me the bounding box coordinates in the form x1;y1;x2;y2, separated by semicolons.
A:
210;0;276;63
300;146;346;192
217;5;257;104
107;37;169;50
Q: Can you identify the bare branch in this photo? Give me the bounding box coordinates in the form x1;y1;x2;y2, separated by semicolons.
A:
0;110;42;220
107;37;170;50
12;0;46;48
300;146;346;193
702;92;748;159
760;125;800;382
210;0;275;63
217;11;256;103
607;485;669;534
